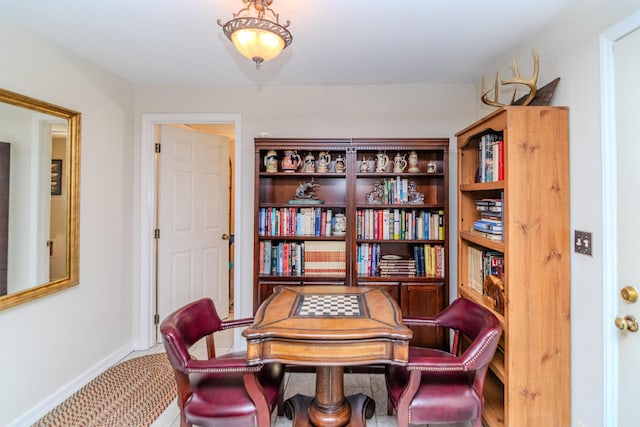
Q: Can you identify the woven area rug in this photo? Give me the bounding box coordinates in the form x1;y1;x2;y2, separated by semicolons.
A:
34;353;176;427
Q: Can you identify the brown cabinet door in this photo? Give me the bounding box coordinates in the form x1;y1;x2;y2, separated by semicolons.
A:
258;281;303;307
400;282;445;349
357;282;400;303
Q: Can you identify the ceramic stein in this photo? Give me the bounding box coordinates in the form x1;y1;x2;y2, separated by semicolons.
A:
393;152;407;173
264;150;278;173
281;150;301;172
407;150;420;172
427;160;437;173
360;156;370;172
335;154;346;173
375;152;389;172
333;213;346;236
302;152;316;173
317;151;331;173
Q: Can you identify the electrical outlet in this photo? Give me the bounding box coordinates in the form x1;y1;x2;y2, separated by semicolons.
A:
575;230;592;256
576;421;585;427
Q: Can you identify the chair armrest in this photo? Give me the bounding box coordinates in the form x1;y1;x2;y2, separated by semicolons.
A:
402;317;439;327
407;356;468;372
221;317;255;329
185;357;263;374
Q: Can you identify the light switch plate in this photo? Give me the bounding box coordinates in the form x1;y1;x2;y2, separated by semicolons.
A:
575;230;592;256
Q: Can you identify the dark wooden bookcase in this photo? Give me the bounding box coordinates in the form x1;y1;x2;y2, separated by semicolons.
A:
254;137;449;348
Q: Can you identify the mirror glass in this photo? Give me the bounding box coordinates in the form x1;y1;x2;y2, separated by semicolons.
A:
0;88;80;311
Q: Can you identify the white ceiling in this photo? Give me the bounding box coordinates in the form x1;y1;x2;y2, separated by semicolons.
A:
0;0;573;86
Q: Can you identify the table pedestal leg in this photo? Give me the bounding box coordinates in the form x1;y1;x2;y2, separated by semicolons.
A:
284;366;376;427
309;366;350;426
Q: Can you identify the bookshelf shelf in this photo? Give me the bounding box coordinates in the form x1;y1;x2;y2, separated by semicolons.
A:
355;203;444;208
255;137;449;348
259;203;346;208
356;239;444;243
355;275;444;281
258;236;346;241
459;181;504;192
459;231;504;251
456;107;570;426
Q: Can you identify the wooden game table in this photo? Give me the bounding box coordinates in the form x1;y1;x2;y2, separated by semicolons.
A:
243;285;412;427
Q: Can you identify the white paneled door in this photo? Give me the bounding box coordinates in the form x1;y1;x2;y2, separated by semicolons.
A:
614;25;640;427
157;125;230;329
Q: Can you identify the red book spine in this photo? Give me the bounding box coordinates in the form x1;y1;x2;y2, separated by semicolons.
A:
321;210;327;236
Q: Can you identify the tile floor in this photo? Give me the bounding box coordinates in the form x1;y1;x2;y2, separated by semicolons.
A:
124;326;468;427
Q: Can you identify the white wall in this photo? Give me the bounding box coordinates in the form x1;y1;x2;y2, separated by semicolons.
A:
471;1;640;425
133;83;475;330
0;18;136;425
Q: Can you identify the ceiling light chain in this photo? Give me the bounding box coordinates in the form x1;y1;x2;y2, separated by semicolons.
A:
218;0;293;69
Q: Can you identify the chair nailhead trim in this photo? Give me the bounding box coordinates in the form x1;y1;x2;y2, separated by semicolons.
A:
408;330;500;372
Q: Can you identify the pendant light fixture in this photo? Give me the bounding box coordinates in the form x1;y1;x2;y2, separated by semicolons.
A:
217;0;293;69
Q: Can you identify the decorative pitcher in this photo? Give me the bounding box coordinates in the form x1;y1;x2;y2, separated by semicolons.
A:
393;152;407;173
281;150;301;172
264;150;278;173
335;154;346;173
317;151;331;173
302;152;316;173
375;152;389;173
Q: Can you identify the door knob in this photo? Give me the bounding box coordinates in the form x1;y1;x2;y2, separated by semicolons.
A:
615;315;639;332
620;286;638;303
221;234;230;240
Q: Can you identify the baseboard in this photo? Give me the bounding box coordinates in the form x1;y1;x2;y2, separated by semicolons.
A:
6;342;133;427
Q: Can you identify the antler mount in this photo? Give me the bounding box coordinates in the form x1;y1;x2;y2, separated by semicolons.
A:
481;49;540;107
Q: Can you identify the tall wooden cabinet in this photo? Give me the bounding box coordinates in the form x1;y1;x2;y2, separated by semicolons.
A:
254;138;449;348
456;107;570;426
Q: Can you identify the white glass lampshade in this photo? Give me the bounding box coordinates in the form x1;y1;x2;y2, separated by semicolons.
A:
231;27;285;64
218;0;292;69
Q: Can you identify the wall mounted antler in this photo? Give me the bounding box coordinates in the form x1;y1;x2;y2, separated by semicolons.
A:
481;49;540;107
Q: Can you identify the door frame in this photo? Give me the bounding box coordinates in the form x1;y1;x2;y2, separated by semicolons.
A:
600;9;640;426
138;113;242;348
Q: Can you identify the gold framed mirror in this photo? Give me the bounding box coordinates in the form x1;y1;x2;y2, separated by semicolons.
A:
0;88;80;311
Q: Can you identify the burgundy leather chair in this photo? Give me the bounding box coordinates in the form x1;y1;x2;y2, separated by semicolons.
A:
385;297;502;427
160;298;285;427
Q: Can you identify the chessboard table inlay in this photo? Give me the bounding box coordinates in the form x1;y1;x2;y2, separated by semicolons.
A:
294;294;364;317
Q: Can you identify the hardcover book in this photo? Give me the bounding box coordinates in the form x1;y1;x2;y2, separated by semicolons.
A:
304;241;346;275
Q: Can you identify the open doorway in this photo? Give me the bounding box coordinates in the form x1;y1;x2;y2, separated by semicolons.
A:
139;113;242;348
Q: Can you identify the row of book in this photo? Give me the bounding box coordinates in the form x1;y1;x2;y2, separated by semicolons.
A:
467;246;505;295
379;259;417;276
477;133;504;183
368;177;420;204
258;240;346;276
356;242;444;277
258;207;342;237
472;197;503;241
356;209;444;241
